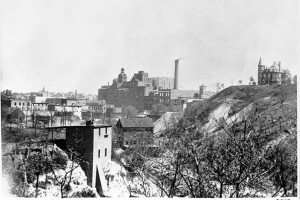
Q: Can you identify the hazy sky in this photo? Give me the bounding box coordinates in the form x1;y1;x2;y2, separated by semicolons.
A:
0;0;299;94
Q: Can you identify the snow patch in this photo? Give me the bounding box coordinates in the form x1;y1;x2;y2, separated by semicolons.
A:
103;160;130;197
154;112;181;134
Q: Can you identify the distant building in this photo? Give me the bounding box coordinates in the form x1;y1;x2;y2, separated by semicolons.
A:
115;117;154;148
98;60;199;111
199;84;216;99
32;102;49;111
44;97;87;106
258;58;291;85
149;77;174;89
98;68;155;110
48;105;82;120
155;89;198;109
1;89;13;99
86;101;106;119
3;99;32;111
65;98;88;106
29;91;50;103
45;97;66;105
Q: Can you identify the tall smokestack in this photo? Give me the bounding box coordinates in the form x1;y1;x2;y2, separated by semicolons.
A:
174;59;179;89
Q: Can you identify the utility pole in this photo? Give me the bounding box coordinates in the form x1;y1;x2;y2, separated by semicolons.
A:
64;105;66;126
25;106;28;128
34;107;37;134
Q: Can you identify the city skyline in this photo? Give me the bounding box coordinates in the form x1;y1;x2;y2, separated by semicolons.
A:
1;0;299;94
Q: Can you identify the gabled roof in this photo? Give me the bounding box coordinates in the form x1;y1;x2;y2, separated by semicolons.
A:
118;117;154;128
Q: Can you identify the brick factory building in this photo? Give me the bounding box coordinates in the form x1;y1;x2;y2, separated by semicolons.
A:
98;68;174;111
98;60;198;112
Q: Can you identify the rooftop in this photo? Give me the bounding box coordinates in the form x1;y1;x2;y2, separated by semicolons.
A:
45;124;112;129
118;117;154;128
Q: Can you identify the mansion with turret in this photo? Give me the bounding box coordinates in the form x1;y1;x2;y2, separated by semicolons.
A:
257;58;291;85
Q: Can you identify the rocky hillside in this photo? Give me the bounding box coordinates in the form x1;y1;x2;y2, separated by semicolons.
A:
183;84;296;133
151;84;297;197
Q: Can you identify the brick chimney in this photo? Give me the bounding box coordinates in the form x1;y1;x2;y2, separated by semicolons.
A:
174;59;179;89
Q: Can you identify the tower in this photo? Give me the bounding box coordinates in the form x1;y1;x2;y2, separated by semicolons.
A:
199;84;206;97
118;68;127;84
278;61;281;71
258;57;263;85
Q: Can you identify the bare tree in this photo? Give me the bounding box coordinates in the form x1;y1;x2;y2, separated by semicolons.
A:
123;105;138;118
292;75;297;85
151;103;168;115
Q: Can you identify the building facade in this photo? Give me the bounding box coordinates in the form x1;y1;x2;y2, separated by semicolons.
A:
155;89;198;107
46;124;112;196
48;105;82;120
32;102;49;111
98;61;199;112
5;100;32;111
115;117;154;148
86;101;106;119
98;69;155;110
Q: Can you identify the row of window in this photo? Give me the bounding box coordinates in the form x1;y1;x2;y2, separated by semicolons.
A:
132;132;151;137
89;106;103;111
14;102;31;106
159;99;169;103
159;93;170;96
98;148;108;158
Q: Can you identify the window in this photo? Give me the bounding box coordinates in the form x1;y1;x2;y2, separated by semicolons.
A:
98;150;100;158
14;102;17;106
23;103;25;106
19;102;21;106
126;141;129;145
104;130;108;138
105;148;107;157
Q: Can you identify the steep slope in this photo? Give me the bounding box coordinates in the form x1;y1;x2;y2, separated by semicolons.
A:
184;84;296;134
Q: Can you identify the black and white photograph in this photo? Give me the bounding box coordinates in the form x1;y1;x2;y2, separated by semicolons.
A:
0;0;298;198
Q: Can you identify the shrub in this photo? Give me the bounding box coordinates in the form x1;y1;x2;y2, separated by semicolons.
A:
70;187;96;197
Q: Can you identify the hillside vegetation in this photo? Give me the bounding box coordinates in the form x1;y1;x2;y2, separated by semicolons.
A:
122;84;297;198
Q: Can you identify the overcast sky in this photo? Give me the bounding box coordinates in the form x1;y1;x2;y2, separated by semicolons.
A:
0;0;299;94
